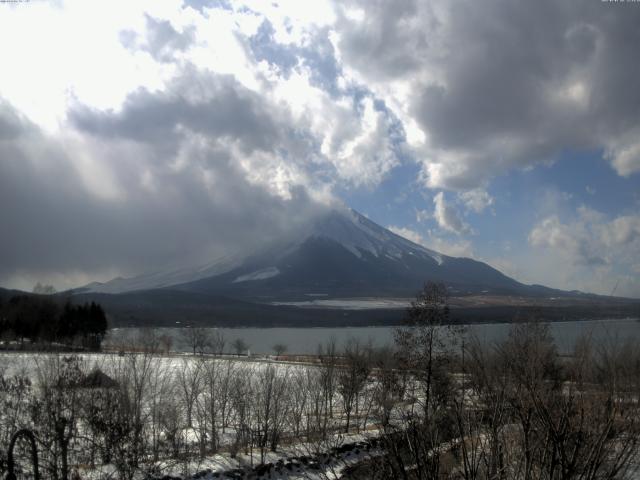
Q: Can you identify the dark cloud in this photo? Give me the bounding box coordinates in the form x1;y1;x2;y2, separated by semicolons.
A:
333;0;640;187
335;0;427;80
0;69;326;287
69;71;283;156
0;99;27;141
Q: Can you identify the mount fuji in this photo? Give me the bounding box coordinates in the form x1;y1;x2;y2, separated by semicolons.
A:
70;208;638;326
84;208;548;299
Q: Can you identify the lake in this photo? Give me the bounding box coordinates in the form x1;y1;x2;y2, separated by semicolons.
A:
105;317;640;355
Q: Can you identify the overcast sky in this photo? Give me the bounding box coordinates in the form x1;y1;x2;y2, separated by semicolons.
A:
1;0;639;297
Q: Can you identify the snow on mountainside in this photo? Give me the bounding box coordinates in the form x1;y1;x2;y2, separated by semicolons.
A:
81;207;528;298
82;254;244;294
175;207;530;298
233;267;281;283
305;208;445;265
82;208;448;294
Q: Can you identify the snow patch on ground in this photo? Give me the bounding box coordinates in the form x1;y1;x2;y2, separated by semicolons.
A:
272;298;411;310
431;253;444;265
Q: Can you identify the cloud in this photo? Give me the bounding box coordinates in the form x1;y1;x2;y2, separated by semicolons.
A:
0;86;326;290
424;236;474;258
601;215;640;247
529;206;640;265
0;1;407;290
312;94;402;187
68;70;285;157
332;0;640;188
1;0;638;296
415;208;430;223
433;192;471;235
528;215;606;267
458;188;493;214
606;137;640;177
388;225;474;258
528;206;640;296
120;14;196;63
387;226;427;247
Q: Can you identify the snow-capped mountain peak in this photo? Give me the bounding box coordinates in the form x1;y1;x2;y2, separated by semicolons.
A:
80;207;524;298
305;208;444;265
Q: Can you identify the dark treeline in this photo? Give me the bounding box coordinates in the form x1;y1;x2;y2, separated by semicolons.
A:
0;295;108;350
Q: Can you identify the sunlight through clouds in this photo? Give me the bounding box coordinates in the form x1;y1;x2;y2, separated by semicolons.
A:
0;0;638;296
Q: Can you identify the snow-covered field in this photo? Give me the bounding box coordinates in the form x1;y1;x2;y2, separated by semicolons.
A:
0;351;395;480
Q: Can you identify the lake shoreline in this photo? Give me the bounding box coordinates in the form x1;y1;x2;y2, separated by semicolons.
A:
104;317;640;355
111;315;639;329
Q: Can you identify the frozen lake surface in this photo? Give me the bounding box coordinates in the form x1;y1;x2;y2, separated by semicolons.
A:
106;317;640;355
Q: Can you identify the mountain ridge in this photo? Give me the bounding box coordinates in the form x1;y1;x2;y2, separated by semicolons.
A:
80;208;569;301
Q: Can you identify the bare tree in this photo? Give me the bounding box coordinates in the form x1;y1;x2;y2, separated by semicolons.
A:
272;343;288;357
32;355;85;480
145;356;175;462
106;349;156;480
253;364;290;462
158;333;173;354
337;338;370;433
181;326;215;355
304;366;332;442
454;322;640;480
375;282;459;480
210;329;226;355
232;338;249;356
176;357;204;428
395;281;456;418
318;337;338;424
288;369;309;438
371;346;401;429
199;358;227;452
229;367;253;459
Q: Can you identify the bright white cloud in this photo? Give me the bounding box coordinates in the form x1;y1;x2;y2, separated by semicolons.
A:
458;188;493;214
528;207;640;296
387;226;427;247
424;235;474;258
433;192;472;235
605;134;640;177
529;216;605;266
0;0;180;131
529;207;640;267
388;225;474;258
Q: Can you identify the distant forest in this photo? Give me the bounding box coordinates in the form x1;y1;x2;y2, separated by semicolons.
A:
0;295;107;350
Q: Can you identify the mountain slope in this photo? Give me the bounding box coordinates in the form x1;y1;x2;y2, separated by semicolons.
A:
7;209;638;326
177;209;538;300
85;208;546;300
